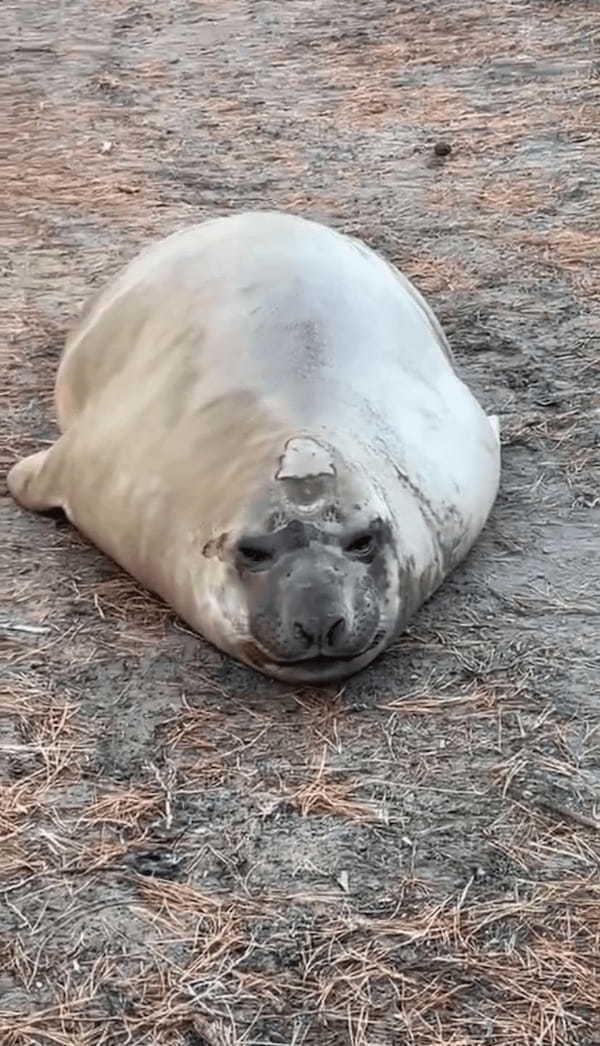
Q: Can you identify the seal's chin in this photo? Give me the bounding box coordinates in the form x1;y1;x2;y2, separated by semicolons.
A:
267;651;380;683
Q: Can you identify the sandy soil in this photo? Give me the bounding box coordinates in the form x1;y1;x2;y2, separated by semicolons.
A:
2;1;600;1043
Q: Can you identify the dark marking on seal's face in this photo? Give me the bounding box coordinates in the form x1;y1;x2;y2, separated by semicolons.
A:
267;503;343;531
202;531;229;559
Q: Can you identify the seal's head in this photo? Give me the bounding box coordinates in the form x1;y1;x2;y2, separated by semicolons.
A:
204;436;400;683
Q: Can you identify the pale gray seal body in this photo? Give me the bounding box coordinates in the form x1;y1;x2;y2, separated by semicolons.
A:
7;211;500;682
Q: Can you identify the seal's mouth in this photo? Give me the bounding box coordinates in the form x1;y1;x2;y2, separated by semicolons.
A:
241;632;385;682
277;630;386;668
276;654;358;672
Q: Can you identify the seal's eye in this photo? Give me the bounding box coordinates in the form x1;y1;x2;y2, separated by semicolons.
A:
345;531;376;559
237;542;274;569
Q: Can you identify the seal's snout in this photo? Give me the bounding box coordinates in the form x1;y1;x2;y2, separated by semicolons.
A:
283;559;352;659
241;550;383;677
233;514;394;681
292;606;348;658
256;563;379;667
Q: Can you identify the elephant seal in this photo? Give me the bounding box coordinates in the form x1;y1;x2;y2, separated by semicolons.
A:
7;211;500;683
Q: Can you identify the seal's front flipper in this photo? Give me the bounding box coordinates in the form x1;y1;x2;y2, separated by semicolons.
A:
7;446;65;513
488;414;500;443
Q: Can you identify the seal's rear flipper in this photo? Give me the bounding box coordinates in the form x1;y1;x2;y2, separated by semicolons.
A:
7;447;65;513
488;414;500;443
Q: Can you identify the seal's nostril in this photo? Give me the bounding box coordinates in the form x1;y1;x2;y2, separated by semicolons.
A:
294;622;314;649
325;617;346;649
293;615;347;655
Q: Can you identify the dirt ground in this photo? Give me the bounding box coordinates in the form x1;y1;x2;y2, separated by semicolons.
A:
2;0;600;1043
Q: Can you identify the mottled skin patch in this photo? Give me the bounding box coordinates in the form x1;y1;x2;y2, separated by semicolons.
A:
394;464;465;573
276;436;336;480
202;531;229;559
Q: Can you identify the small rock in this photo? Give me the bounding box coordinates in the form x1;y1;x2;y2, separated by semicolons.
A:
433;141;452;157
337;869;350;892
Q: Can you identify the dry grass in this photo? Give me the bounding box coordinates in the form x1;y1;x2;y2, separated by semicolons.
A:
515;229;600;296
71;575;173;644
284;747;386;823
2;665;600;1043
1;868;600;1045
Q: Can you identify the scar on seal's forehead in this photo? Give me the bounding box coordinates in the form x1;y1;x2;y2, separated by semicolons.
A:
276;437;336;480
